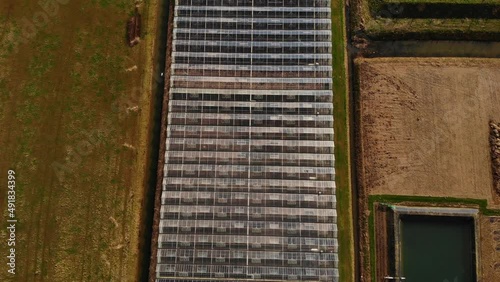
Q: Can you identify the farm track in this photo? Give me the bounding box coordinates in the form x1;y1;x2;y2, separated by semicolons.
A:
374;205;389;281
18;32;71;282
38;33;79;281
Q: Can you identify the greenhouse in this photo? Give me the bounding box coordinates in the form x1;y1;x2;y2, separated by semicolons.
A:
156;0;337;281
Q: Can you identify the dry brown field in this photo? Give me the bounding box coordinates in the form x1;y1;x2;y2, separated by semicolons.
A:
356;57;500;208
0;0;160;281
355;57;500;281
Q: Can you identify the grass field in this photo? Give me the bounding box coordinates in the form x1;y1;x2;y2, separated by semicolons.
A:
331;0;355;281
0;0;159;281
353;0;500;39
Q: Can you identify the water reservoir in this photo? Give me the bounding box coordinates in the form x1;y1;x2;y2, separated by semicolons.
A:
400;215;476;282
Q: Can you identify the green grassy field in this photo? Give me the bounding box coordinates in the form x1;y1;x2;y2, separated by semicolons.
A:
331;0;355;281
0;0;158;281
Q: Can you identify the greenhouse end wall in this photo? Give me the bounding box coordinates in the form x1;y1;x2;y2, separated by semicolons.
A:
155;1;338;281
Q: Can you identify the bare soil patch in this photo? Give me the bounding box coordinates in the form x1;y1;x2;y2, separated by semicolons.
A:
356;57;500;207
355;57;500;281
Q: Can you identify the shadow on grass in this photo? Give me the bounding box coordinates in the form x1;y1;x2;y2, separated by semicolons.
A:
137;0;169;281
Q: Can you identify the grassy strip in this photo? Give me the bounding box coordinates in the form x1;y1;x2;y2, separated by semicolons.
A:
367;195;500;281
331;0;355;281
369;195;500;215
383;0;500;3
133;0;162;281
